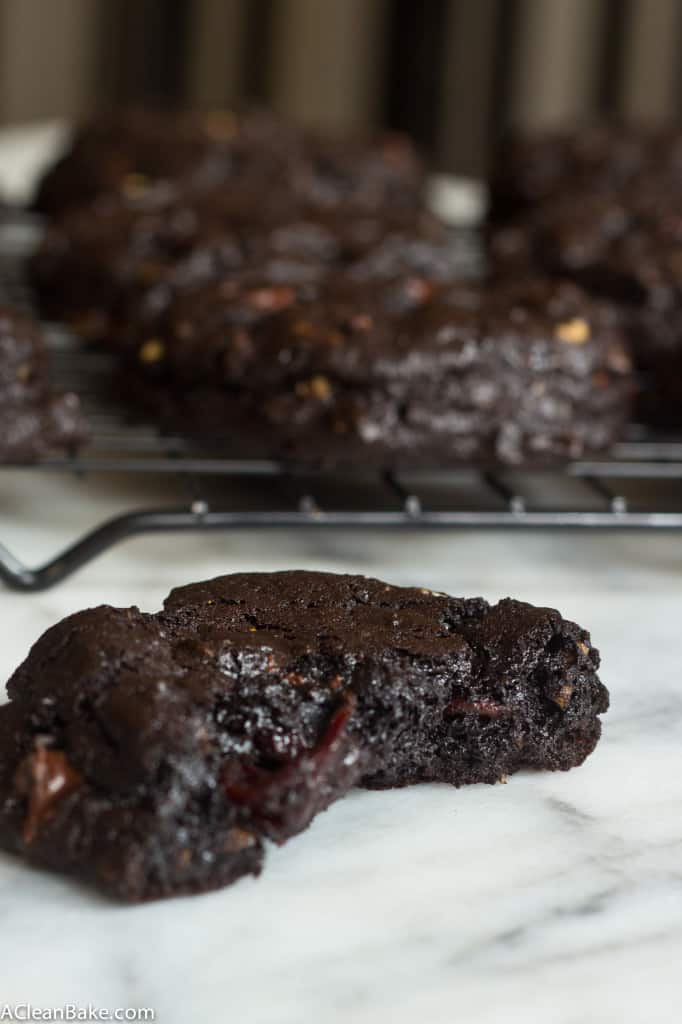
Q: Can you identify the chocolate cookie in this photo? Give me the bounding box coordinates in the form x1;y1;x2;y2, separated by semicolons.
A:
0;571;608;901
491;185;682;427
488;122;682;223
0;305;86;462
33;107;424;220
31;187;452;338
125;273;633;466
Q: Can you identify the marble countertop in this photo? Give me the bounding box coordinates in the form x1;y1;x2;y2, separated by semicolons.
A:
0;468;681;1023
1;124;681;1023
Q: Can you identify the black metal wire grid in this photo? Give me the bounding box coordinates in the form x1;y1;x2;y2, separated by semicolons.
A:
1;216;681;592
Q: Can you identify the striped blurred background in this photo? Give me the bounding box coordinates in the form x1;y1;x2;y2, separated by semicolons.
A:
1;0;681;176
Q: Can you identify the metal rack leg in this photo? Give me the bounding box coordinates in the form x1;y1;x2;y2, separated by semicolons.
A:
0;507;212;591
2;504;682;591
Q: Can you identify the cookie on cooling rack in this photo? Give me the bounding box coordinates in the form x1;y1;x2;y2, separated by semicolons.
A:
0;305;87;462
0;570;608;901
32;107;425;220
30;183;456;338
487;121;682;223
490;181;682;429
123;268;634;466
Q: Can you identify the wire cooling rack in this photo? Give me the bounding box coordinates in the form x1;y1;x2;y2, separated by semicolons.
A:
1;215;682;591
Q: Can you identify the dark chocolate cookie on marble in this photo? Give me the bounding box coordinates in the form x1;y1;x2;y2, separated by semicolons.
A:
0;305;86;463
0;571;609;901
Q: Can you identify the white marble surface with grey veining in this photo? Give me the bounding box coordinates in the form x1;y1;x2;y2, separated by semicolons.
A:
0;468;680;1024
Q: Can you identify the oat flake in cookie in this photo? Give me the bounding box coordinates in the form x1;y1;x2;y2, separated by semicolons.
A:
0;571;609;901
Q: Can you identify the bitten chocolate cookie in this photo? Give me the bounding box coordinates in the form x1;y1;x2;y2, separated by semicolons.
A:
0;571;608;902
125;273;633;466
0;305;86;462
33;107;424;220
